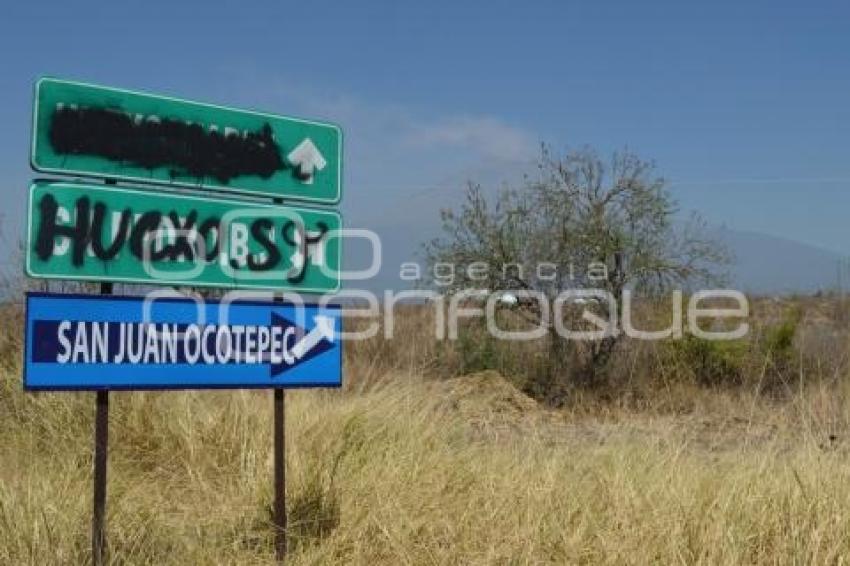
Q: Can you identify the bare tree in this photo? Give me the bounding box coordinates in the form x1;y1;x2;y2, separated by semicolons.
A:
425;146;730;400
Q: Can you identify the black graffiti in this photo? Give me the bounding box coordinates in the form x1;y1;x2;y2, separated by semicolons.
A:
34;194;326;279
49;106;287;184
90;203;130;260
163;211;199;261
197;217;221;262
128;210;162;260
247;218;281;271
36;194;92;265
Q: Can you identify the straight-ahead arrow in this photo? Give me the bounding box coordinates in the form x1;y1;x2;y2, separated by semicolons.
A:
287;138;327;184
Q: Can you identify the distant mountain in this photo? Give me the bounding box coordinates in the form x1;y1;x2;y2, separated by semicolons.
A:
345;221;846;296
718;228;846;294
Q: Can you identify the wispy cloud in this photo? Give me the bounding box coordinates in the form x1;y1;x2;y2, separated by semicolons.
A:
219;73;542;287
244;76;538;169
405;115;537;162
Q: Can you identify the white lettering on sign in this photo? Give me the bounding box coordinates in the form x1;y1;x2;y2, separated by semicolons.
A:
228;223;251;267
53;319;335;366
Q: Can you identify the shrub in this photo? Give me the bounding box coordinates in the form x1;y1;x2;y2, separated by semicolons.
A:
454;322;500;374
761;308;801;362
756;307;802;393
667;334;747;386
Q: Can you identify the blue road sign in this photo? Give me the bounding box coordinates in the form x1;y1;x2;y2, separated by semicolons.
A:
24;293;342;390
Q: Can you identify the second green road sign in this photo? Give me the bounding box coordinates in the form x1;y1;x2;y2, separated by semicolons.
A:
31;78;342;204
26;181;341;293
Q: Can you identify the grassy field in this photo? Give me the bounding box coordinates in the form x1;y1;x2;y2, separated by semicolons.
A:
4;297;850;564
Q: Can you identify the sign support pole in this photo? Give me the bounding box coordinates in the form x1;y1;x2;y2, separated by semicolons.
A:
274;387;286;561
273;195;287;562
92;281;112;566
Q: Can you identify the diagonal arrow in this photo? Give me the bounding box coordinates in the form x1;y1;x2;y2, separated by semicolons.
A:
287;138;327;184
291;315;335;360
266;313;335;377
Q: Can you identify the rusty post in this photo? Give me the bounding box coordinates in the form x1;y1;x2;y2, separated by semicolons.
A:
92;281;112;565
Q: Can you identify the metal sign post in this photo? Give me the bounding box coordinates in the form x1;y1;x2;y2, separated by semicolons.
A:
273;196;288;561
92;185;114;566
274;387;287;560
24;78;345;564
92;387;108;566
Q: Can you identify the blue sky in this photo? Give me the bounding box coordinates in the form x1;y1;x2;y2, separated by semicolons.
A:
1;1;849;283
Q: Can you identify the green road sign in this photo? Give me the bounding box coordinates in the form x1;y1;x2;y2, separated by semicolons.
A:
26;181;341;293
31;78;342;204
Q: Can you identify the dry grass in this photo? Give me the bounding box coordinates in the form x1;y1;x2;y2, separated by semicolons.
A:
4;297;850;563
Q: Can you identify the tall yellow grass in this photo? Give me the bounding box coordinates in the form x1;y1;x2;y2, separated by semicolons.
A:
3;298;850;563
4;372;850;564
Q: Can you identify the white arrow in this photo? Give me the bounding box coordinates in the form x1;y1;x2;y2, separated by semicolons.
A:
287;138;327;184
291;315;335;360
